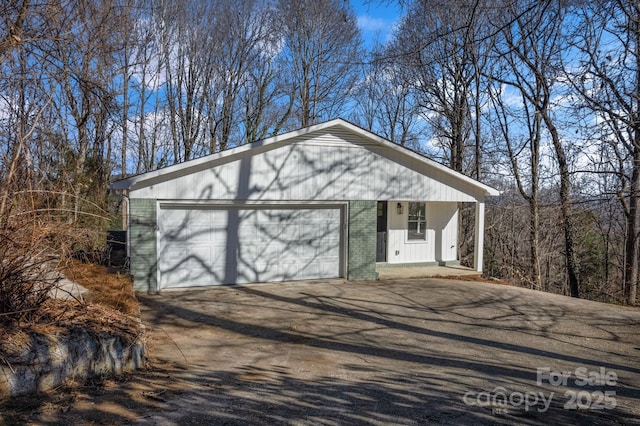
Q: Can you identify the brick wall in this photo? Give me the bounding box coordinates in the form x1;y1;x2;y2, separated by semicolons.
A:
347;200;378;280
129;198;157;292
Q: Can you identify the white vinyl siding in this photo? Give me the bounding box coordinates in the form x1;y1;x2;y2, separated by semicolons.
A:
386;201;458;264
130;129;484;202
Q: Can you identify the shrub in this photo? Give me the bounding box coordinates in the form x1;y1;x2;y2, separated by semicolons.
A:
0;191;111;325
0;220;60;324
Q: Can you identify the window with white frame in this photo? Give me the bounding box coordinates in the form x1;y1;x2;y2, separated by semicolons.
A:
407;202;426;240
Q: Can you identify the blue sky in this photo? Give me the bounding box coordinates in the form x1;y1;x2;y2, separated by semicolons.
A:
351;0;403;47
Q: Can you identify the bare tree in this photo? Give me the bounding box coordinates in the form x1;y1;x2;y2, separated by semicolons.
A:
205;0;283;151
391;0;496;175
116;0;145;177
569;0;640;304
489;0;580;296
353;52;423;148
0;0;58;222
45;0;124;220
0;0;30;64
155;0;214;162
487;76;544;290
241;53;294;143
277;0;362;127
116;0;173;174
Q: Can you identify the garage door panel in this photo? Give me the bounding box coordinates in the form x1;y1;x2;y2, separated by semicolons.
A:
158;206;342;288
280;223;298;240
279;259;299;279
299;241;318;258
190;245;212;266
190;225;213;243
159;246;218;288
158;247;190;284
320;239;340;256
250;259;270;275
319;258;339;277
161;225;189;243
260;217;284;236
241;244;259;260
211;227;227;246
300;261;320;277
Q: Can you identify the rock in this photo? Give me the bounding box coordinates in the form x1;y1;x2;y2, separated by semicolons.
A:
0;325;145;397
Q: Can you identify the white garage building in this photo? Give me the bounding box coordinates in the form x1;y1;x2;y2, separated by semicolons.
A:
109;119;498;291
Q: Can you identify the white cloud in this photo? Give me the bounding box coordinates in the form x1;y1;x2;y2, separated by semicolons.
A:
357;15;389;32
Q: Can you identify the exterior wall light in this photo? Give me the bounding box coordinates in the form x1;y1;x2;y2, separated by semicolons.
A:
397;202;403;215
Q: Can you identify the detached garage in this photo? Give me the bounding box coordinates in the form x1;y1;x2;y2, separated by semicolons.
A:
109;119;498;291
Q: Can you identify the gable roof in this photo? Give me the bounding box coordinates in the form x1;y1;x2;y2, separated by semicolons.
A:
109;118;499;197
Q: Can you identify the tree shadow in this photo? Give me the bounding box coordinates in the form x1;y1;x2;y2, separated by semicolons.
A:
3;279;640;424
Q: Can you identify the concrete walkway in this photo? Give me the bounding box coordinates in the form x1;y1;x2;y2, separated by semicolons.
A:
376;263;481;279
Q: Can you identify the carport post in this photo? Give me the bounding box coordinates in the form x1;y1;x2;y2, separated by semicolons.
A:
474;201;485;273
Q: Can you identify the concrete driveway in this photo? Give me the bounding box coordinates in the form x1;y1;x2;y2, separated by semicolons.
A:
127;278;640;425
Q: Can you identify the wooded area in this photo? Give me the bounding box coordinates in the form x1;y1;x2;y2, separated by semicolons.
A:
1;0;638;309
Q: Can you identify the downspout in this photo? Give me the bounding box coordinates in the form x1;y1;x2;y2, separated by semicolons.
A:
122;190;130;260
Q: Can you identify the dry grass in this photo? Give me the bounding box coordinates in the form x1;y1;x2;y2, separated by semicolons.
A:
61;260;139;317
0;260;142;360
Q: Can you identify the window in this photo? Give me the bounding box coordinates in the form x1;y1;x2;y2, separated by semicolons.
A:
407;202;426;240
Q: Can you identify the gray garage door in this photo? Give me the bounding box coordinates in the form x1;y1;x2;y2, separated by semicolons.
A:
157;205;343;289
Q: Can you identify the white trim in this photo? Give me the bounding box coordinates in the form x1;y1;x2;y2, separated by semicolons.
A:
124;194;130;259
109;119;499;197
155;199;161;292
405;201;428;244
342;202;349;279
158;199;347;209
155;200;349;286
474;202;485;272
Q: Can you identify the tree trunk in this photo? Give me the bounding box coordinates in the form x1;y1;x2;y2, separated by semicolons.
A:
529;196;542;290
474;78;482;180
544;114;580;297
625;9;640;305
624;146;640;304
122;45;129;177
530;113;542;290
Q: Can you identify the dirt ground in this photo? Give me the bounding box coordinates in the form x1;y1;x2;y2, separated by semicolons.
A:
2;277;640;425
